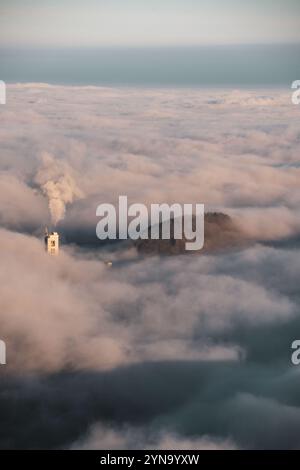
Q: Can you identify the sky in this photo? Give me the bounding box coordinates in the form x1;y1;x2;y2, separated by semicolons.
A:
0;0;300;48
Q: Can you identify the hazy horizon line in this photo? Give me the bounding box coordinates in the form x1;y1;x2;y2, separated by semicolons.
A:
1;42;300;51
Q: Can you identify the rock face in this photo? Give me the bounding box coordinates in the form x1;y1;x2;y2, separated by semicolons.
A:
134;212;244;255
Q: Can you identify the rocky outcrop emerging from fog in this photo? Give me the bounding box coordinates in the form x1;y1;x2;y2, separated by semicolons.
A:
134;213;246;255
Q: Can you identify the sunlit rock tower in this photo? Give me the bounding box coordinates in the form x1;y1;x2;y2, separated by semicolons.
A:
45;228;59;255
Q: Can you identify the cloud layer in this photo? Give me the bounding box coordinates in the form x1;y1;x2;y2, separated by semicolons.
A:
0;85;300;449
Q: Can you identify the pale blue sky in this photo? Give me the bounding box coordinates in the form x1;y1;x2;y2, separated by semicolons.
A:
1;0;300;48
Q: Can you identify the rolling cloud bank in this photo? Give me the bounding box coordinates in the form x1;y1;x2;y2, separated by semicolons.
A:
0;85;300;449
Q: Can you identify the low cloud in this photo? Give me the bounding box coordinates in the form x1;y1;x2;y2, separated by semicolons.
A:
73;424;238;450
0;228;296;374
0;85;299;449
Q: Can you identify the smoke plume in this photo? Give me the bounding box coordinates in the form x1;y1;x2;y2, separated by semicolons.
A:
35;152;83;225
